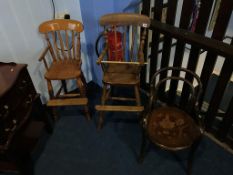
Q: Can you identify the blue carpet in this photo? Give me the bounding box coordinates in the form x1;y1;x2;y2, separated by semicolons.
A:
1;82;233;175
34;105;233;175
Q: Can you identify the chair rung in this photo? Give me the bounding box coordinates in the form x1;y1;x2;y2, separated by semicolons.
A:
47;98;88;107
109;97;136;101
95;105;144;112
57;93;80;98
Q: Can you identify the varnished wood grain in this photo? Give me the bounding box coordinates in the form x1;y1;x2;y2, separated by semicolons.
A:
95;105;144;112
47;98;88;107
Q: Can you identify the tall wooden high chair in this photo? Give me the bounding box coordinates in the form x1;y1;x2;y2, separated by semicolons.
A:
95;13;150;129
38;19;90;120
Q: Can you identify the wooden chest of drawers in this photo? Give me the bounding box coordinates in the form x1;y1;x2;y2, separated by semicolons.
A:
0;63;37;151
0;62;51;174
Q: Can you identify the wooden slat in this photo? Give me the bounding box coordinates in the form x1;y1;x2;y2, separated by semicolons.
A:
95;105;144;112
149;0;163;82
123;26;127;60
47;98;88;106
168;0;195;103
130;26;135;62
51;31;61;60
76;32;81;60
138;29;147;63
205;58;233;130
141;0;150;16
45;33;56;62
180;0;215;106
140;0;151;90
159;0;178;98
58;93;80;98
113;26;119;61
199;0;233;106
218;96;233;140
109;97;136;101
66;30;72;59
57;31;66;59
149;20;233;59
72;31;75;59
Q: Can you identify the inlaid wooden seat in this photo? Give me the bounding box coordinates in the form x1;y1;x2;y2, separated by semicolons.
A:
140;67;204;175
147;106;201;149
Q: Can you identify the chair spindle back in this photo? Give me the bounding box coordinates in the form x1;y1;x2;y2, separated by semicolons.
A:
99;13;150;63
39;19;83;62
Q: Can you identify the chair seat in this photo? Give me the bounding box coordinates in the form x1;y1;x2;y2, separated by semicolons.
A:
45;60;81;80
147;106;202;150
103;72;140;85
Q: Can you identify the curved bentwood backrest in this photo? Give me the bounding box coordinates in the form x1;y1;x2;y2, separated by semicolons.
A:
39;19;83;62
150;67;203;113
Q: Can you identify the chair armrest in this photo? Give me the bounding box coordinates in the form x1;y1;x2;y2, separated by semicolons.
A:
96;46;108;65
38;46;50;70
39;46;49;62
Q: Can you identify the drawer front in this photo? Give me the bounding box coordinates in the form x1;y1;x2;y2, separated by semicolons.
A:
0;67;37;148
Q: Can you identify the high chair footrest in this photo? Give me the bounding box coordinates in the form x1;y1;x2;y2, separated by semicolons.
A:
47;98;88;106
95;105;144;112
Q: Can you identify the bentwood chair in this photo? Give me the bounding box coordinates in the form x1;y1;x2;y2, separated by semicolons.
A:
95;13;150;129
139;67;204;175
38;19;90;120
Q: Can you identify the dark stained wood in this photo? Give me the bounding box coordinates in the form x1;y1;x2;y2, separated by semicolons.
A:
205;55;233;130
0;63;26;97
144;0;233;150
141;0;150;17
159;0;178;98
150;20;233;59
0;63;51;174
140;67;203;174
147;106;201;150
218;96;233;140
199;0;233;106
180;0;214;106
149;0;163;82
168;0;195;102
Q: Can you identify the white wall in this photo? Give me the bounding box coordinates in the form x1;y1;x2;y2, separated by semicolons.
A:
0;0;92;102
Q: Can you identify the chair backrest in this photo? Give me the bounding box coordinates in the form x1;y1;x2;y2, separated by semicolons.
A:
99;13;150;64
39;19;83;62
150;67;203;115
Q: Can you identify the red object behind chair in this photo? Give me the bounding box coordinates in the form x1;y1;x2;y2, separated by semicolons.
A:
107;31;123;61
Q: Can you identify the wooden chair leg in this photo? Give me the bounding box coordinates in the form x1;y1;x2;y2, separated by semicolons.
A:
187;138;201;175
61;80;68;94
134;84;141;106
46;79;58;121
46;79;54;99
81;72;87;89
138;125;147;163
98;83;108;130
76;78;91;120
